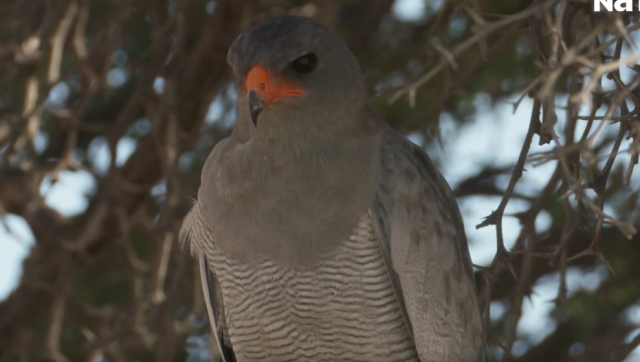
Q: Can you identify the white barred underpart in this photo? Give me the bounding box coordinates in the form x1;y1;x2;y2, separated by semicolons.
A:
193;208;419;362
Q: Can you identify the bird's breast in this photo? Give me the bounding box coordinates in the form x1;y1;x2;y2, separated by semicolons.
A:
204;213;419;362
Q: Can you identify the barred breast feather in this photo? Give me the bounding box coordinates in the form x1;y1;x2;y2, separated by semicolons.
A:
182;206;419;362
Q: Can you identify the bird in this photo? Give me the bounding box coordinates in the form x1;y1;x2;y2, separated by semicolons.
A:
180;15;485;362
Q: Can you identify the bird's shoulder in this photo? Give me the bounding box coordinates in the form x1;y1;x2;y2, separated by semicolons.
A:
200;137;231;184
373;127;474;283
369;128;485;361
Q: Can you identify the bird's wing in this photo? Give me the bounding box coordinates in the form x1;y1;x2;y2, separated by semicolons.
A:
180;208;237;362
369;129;485;362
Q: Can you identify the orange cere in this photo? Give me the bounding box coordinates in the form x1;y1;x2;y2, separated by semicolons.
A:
246;65;305;106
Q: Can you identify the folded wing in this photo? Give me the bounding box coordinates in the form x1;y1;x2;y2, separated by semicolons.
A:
370;129;485;362
180;208;237;362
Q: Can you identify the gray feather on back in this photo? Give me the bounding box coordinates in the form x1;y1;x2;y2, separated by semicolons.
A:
370;129;485;362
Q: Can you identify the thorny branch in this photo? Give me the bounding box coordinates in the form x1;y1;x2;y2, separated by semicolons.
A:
395;0;640;359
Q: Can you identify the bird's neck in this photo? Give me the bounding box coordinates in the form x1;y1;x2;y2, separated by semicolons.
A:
208;108;386;267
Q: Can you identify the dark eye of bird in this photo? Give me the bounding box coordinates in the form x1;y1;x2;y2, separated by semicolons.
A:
291;53;317;74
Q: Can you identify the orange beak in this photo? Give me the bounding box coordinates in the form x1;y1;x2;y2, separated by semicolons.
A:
245;65;304;127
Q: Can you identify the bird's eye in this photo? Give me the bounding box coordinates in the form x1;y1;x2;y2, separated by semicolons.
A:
291;53;318;74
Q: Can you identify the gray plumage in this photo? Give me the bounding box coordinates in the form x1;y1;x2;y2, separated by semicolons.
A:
180;16;484;362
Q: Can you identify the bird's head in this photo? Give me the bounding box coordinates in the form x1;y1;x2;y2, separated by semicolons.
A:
227;16;367;129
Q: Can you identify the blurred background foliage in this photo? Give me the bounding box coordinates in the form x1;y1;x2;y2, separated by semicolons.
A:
0;0;639;361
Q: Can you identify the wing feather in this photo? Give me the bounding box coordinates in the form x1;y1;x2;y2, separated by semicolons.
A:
371;129;485;362
180;208;237;362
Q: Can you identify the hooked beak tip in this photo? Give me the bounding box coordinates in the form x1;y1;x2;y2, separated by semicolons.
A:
248;90;265;128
